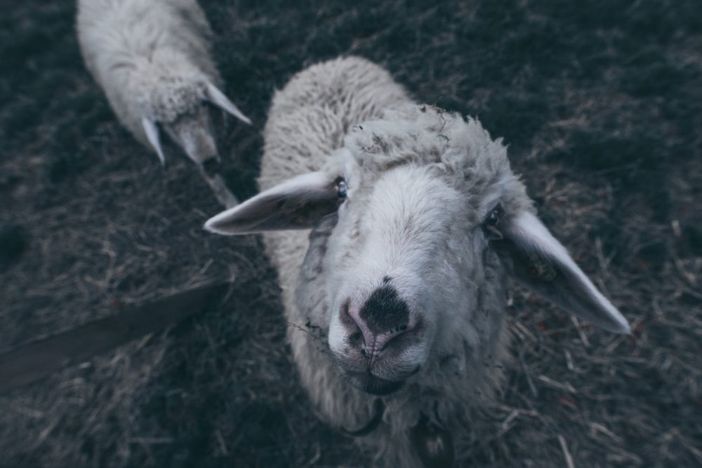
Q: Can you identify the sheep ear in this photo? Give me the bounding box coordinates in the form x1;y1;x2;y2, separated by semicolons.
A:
494;211;631;334
204;172;339;235
205;82;251;125
142;117;166;165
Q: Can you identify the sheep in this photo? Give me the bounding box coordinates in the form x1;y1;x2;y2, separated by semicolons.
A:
204;56;631;467
77;0;249;207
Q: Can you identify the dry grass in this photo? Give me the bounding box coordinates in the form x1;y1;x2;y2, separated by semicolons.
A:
0;0;700;466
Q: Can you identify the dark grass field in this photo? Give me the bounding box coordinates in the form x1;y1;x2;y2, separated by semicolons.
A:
1;0;701;466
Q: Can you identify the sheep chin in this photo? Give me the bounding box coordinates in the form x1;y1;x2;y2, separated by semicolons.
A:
346;372;406;396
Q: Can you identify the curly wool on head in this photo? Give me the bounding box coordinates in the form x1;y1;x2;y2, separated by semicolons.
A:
132;73;210;124
346;105;507;175
344;104;532;218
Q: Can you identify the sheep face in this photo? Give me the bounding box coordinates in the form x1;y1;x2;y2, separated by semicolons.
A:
322;159;491;395
162;106;218;165
205;105;630;396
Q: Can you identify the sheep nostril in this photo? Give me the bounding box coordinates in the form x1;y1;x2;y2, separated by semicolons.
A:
342;297;420;356
340;299;355;326
349;330;363;347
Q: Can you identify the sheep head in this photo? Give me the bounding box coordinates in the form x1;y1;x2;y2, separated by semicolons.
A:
137;72;250;166
205;105;630;396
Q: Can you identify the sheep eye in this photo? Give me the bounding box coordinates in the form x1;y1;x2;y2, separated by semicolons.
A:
485;204;503;226
483;204;504;240
335;177;348;199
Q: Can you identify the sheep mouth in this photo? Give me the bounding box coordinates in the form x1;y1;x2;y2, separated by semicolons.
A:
346;371;405;396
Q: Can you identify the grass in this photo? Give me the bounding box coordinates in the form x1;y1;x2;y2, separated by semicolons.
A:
0;0;700;466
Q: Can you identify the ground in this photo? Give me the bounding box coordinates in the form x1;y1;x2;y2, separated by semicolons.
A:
0;0;700;466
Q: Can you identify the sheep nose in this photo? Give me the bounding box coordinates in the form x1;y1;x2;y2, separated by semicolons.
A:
344;285;413;356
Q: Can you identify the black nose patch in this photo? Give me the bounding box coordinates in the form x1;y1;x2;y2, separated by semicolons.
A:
359;285;410;335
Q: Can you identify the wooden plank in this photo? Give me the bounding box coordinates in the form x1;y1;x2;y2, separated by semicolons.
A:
0;282;230;395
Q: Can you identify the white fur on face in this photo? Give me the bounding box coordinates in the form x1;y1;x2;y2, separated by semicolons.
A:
327;164;466;376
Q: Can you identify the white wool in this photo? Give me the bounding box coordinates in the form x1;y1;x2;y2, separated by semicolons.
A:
259;57;508;466
77;0;219;146
214;56;628;466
